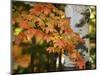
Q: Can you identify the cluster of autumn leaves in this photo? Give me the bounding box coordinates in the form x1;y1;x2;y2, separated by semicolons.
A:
12;3;86;70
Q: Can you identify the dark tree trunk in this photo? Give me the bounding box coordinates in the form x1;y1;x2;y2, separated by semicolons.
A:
58;51;62;71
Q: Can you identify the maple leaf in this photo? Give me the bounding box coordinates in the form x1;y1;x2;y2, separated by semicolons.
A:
69;50;85;69
19;20;31;29
46;47;55;53
26;14;33;21
17;32;27;42
43;7;51;16
15;54;31;68
30;4;44;16
64;28;73;34
75;58;85;69
12;45;22;59
16;28;41;43
65;40;76;51
33;17;41;24
45;3;56;10
54;39;65;49
45;27;55;34
14;28;23;36
43;34;52;43
69;52;78;61
24;28;35;41
35;30;44;44
58;19;68;26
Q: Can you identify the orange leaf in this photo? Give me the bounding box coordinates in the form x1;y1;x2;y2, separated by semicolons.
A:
76;59;85;69
30;4;44;16
16;55;31;68
12;45;22;59
54;39;65;49
19;20;31;29
43;34;52;43
43;7;51;15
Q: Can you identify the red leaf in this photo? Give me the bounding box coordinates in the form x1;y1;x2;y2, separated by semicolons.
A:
24;28;35;41
19;20;31;29
76;58;85;69
43;7;51;15
54;39;65;49
30;4;44;16
43;34;52;43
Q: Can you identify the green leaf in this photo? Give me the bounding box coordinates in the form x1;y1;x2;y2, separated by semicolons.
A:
14;28;23;36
